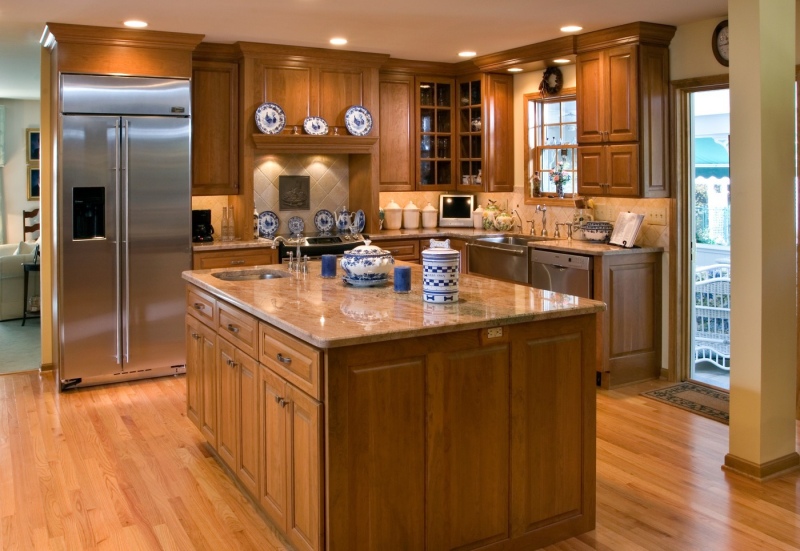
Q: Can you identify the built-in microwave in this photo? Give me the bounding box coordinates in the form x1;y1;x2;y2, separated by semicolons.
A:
438;194;475;227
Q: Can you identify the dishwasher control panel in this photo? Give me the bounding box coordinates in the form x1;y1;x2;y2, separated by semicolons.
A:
530;249;593;299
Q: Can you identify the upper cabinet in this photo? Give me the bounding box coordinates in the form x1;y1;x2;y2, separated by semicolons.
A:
192;45;241;196
456;73;514;193
416;76;455;191
378;73;415;190
575;23;674;198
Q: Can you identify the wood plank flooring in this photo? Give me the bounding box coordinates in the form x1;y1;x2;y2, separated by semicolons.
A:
1;372;798;550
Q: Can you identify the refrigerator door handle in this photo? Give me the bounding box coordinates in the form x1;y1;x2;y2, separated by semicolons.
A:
115;120;123;365
123;119;131;364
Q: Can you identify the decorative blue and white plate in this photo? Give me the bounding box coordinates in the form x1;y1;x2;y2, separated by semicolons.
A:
258;211;279;237
344;106;373;136
314;209;335;233
353;209;366;232
303;117;328;136
287;216;305;235
255;102;286;134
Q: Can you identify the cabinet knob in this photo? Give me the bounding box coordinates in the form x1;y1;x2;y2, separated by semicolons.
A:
191;333;200;340
277;353;292;364
193;303;205;310
227;324;239;333
230;259;246;265
274;395;289;408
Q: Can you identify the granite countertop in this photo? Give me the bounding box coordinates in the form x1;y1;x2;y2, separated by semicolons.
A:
182;262;605;349
195;230;662;256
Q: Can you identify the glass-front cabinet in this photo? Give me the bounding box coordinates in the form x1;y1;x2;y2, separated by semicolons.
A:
416;77;454;190
457;79;483;190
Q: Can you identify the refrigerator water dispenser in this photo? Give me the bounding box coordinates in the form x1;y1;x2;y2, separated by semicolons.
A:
73;187;105;239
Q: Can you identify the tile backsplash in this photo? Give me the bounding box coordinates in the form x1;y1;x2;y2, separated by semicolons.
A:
192;154;350;237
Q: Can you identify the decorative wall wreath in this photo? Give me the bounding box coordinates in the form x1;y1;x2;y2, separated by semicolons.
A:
539;66;563;96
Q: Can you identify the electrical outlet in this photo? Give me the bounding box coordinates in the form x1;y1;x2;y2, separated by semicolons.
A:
646;207;667;226
594;205;612;221
487;327;503;339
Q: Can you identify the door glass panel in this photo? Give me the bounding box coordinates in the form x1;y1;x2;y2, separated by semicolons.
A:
689;88;730;390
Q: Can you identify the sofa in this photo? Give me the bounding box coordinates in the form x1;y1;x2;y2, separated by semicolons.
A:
0;241;40;321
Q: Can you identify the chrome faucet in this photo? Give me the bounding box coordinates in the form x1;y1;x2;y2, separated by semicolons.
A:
271;235;303;270
536;205;548;237
555;222;573;240
512;209;524;234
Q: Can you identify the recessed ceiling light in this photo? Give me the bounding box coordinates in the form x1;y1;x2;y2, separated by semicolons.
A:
458;51;477;58
560;25;583;33
507;67;523;73
124;20;148;28
553;58;571;64
330;37;348;46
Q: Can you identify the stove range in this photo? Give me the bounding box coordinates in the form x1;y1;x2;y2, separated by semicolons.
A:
273;232;368;261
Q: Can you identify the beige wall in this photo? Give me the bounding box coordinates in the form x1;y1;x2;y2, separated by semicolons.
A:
0;98;40;244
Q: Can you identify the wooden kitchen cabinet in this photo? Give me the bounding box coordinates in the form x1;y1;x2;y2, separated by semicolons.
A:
258;367;323;551
379;73;415;191
193;247;277;270
576;38;671;198
415;76;455;190
186;313;216;438
192;57;239;196
379;238;420;262
594;250;662;388
456;73;514;193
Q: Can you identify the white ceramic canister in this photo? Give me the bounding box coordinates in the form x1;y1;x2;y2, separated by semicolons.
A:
472;205;484;229
383;199;402;230
403;200;420;229
421;202;438;229
421;239;460;303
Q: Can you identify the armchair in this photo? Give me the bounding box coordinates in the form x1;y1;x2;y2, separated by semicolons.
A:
0;242;39;320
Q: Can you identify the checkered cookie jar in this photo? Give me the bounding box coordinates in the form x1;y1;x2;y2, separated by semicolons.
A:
421;239;460;304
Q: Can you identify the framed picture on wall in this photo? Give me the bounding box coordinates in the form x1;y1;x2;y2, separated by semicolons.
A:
26;128;40;162
27;166;40;200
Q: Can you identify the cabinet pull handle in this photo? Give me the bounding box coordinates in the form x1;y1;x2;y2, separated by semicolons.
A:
193;303;205;310
230;259;246;265
390;249;399;254
226;358;236;367
191;333;200;340
277;353;292;364
227;324;239;333
274;395;289;408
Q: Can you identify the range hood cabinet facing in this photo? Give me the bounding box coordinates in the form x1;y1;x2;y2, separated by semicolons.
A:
251;133;378;154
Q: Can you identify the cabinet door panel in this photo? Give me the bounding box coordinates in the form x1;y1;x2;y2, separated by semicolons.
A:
577;146;605;195
263;66;314;128
576;51;604;143
238;351;259;496
485;74;514;192
200;328;217;448
607;144;639;196
185;315;205;429
379;76;415;190
511;329;594;536
320;69;364;128
259;365;289;530
287;386;323;551
606;45;638;142
217;338;238;470
426;345;510;550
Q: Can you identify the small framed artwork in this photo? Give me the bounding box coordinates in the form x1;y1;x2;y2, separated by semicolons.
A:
27;166;40;200
26;128;40;162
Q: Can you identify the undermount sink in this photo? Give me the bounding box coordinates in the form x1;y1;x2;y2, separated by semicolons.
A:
212;268;290;281
475;234;555;247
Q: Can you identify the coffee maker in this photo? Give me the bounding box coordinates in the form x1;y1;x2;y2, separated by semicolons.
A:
192;209;215;242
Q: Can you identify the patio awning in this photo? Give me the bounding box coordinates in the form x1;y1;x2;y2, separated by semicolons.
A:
695;137;729;178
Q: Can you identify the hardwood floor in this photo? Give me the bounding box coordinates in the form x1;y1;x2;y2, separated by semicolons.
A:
1;372;798;550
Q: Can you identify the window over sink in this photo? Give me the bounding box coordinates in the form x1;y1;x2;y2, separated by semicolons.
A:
524;88;578;205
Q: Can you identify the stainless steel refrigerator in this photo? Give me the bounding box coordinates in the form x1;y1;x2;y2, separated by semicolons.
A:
58;74;192;390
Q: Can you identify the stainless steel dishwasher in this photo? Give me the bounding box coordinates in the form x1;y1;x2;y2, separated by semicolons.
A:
530;249;593;299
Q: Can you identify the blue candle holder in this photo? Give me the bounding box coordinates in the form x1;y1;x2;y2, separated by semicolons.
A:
321;254;337;278
394;265;411;293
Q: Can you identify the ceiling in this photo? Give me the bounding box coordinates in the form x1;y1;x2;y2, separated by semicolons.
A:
0;0;727;100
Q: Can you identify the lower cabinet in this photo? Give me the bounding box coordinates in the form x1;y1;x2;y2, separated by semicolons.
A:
186;313;217;445
193;247;277;269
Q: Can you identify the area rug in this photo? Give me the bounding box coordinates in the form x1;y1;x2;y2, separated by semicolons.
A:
641;381;729;424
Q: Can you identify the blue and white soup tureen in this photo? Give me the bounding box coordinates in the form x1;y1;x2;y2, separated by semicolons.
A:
340;240;394;286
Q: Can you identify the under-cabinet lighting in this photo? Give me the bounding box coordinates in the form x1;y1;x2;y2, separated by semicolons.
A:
507;68;523;73
560;25;582;33
458;51;477;58
330;37;348;45
124;20;148;28
553;58;571;64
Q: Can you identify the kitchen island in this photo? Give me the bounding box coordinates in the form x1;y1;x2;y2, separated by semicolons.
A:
183;263;605;551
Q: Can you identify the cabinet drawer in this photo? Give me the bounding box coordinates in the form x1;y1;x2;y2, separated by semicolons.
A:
186;286;217;327
218;302;258;359
379;239;420;262
193;248;277;269
259;322;321;400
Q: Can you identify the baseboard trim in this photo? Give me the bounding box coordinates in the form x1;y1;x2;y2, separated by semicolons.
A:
723;452;800;481
40;363;54;372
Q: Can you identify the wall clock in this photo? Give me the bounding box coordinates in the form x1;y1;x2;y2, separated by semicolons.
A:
712;20;729;67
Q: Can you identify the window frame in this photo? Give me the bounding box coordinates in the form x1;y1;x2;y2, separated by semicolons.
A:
523;87;579;206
